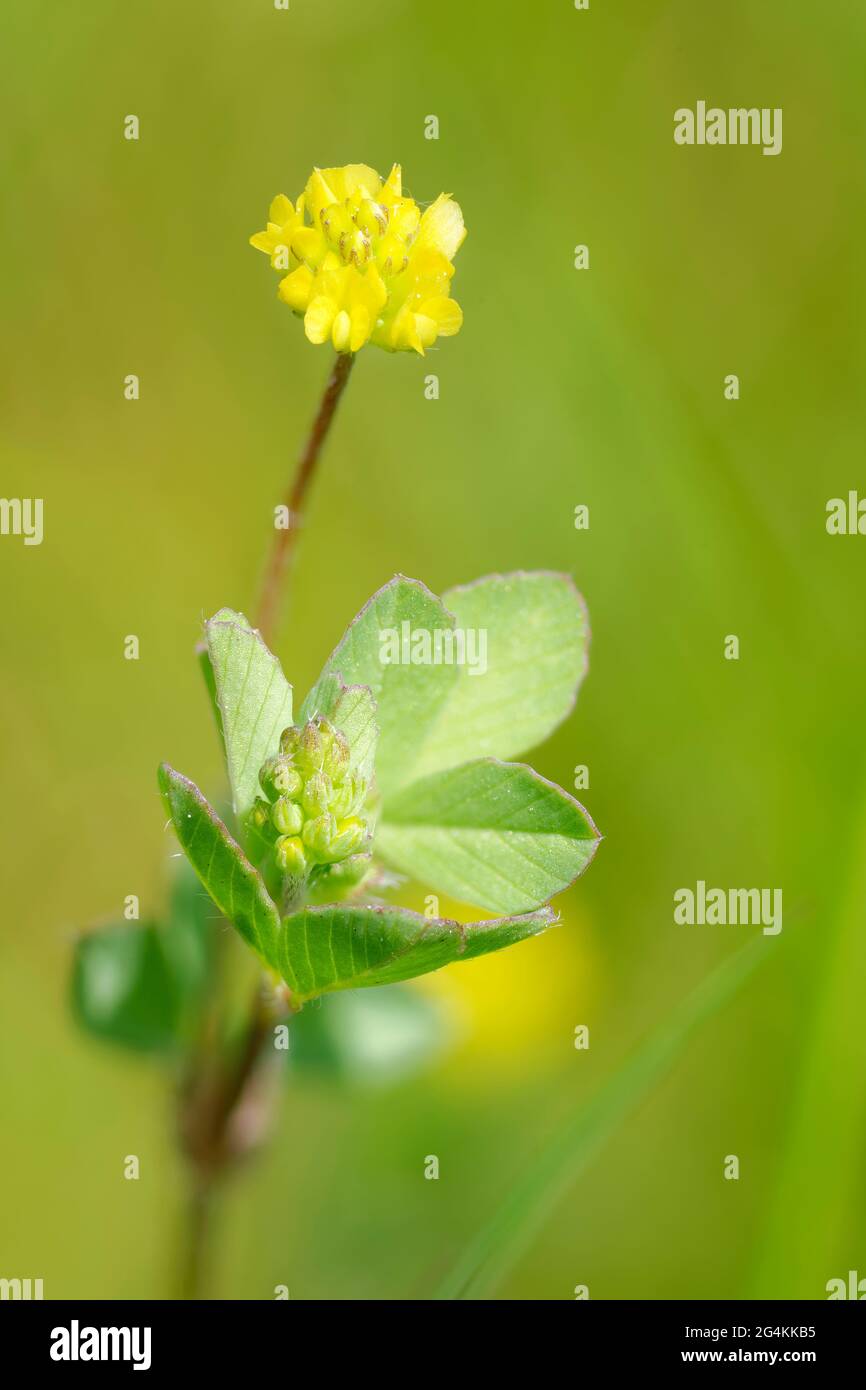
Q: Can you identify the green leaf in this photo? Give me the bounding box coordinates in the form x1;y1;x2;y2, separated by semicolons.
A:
203;608;293;836
277;903;555;1004
71;921;181;1053
158;762;280;970
287;985;447;1086
416;571;589;781
434;938;771;1300
303;577;459;797
299;672;378;781
377;759;601;914
305;573;588;799
71;858;220;1056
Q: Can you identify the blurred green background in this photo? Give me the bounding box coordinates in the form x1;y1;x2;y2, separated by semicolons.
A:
2;0;865;1299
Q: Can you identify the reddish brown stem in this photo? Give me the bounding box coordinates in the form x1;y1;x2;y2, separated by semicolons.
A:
177;351;350;1297
255;350;355;645
177;985;286;1299
180;985;277;1177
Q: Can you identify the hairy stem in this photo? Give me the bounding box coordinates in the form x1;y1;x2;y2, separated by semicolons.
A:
255;350;355;645
178;1175;215;1302
178;352;350;1296
178;984;281;1298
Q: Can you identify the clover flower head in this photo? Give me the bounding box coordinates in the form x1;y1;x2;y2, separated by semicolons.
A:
252;715;371;879
250;163;466;355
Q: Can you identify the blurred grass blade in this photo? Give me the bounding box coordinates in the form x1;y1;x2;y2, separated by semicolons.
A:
750;792;866;1296
434;938;770;1300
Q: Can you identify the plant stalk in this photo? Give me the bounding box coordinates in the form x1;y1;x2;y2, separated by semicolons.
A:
255;350;355;645
178;352;353;1297
178;984;280;1299
178;1174;215;1302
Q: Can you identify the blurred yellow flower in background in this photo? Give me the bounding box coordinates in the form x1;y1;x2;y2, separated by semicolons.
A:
409;896;600;1084
250;163;466;355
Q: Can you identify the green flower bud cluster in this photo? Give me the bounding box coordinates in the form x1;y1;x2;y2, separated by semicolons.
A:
251;717;370;879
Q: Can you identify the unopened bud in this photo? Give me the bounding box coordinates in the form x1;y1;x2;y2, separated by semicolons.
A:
302;813;337;863
279;726;300;757
302;771;333;818
331;852;372;889
330;816;368;859
258;715;372;882
259;755;304;800
308;853;373;901
271;796;303;836
297;720;324;773
331;773;365;819
322;729;350;780
250;797;277;840
274;835;307;876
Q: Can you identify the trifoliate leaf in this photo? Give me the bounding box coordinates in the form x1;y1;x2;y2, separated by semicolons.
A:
203;608;293;836
71;921;181;1053
305;573;588;798
71;857;218;1055
418;571;588;778
303;576;459;797
277;903;555;1004
158;763;280;970
376;759;601;914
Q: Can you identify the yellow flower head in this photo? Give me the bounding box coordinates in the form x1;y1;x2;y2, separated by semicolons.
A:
250;163;466;355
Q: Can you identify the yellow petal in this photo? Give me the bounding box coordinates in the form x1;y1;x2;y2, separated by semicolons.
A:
349;305;372;352
330;164;382;200
406;323;426;354
415;194;467;261
304;295;337;345
306;165;381;221
414;314;438;351
358;261;388;314
386;303;425;354
305;169;340;222
278;265;313;312
380;164;402;203
315;256;350;304
391;200;421;242
292;225;327;265
250;229;274;253
269;194;294;224
331;309;352;352
419;295;463;337
408;246;454;283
